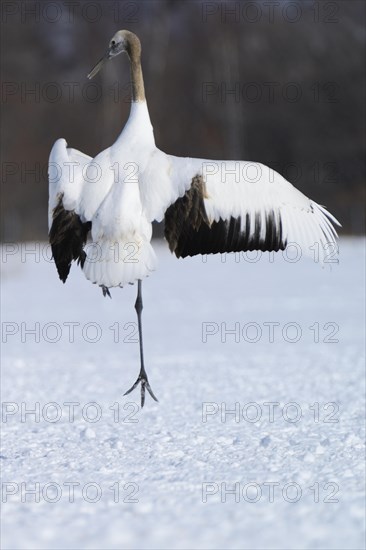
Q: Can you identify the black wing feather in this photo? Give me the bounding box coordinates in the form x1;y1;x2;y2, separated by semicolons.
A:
164;175;286;258
49;195;91;283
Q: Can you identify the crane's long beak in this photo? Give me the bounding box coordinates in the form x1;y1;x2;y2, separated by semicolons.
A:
87;50;111;79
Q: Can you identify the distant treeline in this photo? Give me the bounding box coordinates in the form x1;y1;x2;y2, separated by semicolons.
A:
1;0;365;241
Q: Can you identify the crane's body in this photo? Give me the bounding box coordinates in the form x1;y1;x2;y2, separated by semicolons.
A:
49;30;340;406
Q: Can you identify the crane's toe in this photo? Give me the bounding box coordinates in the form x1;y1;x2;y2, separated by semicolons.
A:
124;372;158;408
101;285;111;298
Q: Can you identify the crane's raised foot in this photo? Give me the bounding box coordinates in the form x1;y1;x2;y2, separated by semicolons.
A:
123;371;158;408
101;285;111;298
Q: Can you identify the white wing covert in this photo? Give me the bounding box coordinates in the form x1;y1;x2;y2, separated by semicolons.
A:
48;138;91;228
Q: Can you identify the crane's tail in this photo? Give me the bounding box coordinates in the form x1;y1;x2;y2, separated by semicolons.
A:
82;236;157;288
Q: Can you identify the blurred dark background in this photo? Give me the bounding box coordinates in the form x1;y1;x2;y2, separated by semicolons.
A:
1;0;365;241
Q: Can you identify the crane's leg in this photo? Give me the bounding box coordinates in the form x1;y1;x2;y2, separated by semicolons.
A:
123;280;158;407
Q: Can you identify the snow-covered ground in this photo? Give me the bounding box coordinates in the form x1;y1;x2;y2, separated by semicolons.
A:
1;237;365;550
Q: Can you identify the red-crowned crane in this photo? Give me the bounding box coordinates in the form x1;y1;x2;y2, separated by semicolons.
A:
48;30;340;407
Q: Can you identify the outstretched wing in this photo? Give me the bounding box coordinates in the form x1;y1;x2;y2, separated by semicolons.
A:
48;139;92;282
142;151;340;262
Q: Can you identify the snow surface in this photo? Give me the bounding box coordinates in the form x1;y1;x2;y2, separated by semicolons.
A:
1;238;365;550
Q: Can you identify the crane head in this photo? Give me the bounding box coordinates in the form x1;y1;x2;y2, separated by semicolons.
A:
87;30;141;79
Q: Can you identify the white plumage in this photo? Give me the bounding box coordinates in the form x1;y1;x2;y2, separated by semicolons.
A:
48;30;340;406
49;102;339;286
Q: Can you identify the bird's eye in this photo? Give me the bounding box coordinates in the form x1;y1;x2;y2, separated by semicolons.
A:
111;40;116;47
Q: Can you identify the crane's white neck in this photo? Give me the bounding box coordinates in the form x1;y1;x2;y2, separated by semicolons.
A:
118;101;154;145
